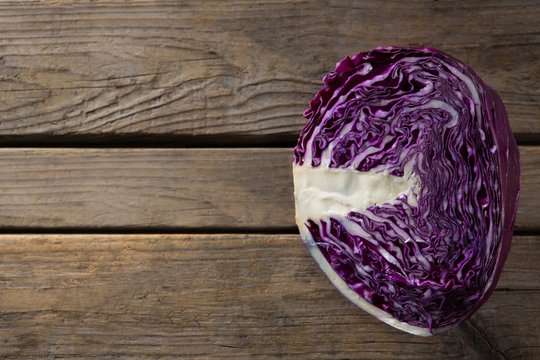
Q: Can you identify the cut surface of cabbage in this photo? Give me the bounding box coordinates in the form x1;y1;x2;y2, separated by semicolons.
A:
293;46;520;335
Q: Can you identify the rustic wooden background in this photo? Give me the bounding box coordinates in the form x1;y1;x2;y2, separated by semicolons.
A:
0;1;538;359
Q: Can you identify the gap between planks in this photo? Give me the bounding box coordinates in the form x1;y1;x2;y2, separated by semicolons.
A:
0;133;536;148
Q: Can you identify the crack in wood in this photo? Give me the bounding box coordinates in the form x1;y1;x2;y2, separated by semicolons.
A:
456;319;508;360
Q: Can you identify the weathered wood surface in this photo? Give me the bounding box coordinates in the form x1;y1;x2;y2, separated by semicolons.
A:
0;0;537;144
0;234;537;359
0;1;537;359
0;147;535;230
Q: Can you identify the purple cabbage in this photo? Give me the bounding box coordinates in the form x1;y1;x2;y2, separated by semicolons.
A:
293;46;520;335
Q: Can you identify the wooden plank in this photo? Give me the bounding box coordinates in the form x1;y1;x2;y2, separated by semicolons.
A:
0;234;537;359
0;0;537;144
0;147;535;230
0;148;292;229
517;147;540;230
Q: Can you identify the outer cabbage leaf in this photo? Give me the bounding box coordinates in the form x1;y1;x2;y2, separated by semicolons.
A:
293;46;520;336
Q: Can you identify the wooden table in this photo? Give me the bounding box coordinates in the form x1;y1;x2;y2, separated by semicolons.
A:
0;1;538;359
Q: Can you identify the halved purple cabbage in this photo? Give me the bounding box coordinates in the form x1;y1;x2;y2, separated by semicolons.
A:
293;46;520;336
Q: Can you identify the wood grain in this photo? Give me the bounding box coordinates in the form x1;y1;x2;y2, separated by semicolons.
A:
0;234;536;359
0;147;534;230
0;0;537;144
